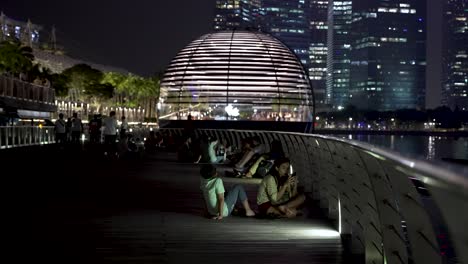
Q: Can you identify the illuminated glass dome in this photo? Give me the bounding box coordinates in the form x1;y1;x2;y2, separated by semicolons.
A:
159;30;314;121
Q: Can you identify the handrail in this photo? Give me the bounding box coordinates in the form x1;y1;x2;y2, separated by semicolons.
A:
0;126;55;149
0;75;56;105
148;128;467;264
2;125;465;263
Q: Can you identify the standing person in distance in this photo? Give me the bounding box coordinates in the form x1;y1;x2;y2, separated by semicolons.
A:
103;111;118;157
54;113;67;148
70;112;83;144
120;116;128;139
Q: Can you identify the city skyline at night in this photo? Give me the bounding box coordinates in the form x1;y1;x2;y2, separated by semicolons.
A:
0;0;459;110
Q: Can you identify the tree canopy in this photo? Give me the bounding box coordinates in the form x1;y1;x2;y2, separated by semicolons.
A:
0;40;34;75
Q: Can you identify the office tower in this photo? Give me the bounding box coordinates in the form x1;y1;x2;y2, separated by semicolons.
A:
214;0;261;30
442;0;468;109
348;0;426;110
0;12;42;46
260;0;312;68
326;1;352;109
309;1;329;108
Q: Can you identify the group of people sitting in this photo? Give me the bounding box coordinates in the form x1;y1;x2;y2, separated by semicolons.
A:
227;136;284;179
177;134;286;180
177;134;230;164
175;133;306;219
199;157;306;220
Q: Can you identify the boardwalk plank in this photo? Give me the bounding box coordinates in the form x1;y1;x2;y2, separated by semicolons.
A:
9;149;346;263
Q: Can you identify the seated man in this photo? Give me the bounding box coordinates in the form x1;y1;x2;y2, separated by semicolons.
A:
226;137;252;165
241;139;285;179
257;157;305;218
208;137;224;163
199;164;255;219
177;136;196;162
234;136;265;174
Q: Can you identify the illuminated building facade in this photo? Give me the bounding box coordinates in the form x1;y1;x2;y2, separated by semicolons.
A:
259;0;312;69
160;31;314;121
442;0;468;110
214;0;261;31
348;0;426;110
0;12;43;47
309;0;329;109
214;0;313;76
326;1;352;109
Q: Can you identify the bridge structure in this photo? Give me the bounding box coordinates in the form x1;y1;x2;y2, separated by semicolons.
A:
1;127;467;264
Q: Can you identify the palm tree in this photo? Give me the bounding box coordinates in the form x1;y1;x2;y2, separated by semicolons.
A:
0;40;34;76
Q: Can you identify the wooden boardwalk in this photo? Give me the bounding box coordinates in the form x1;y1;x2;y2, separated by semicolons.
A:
10;148;346;263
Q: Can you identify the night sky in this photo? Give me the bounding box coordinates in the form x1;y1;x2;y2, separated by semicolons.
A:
2;0;443;108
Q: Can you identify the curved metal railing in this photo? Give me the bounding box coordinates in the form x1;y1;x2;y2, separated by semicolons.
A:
1;125;466;263
145;128;467;264
0;126;55;149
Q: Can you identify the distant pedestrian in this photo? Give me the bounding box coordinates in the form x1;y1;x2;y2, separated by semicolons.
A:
103;111;118;157
120;116;128;139
70;112;83;144
54;113;66;147
66;117;72;142
88;114;102;144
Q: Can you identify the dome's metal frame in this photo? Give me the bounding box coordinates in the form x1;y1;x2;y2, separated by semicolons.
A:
160;30;315;127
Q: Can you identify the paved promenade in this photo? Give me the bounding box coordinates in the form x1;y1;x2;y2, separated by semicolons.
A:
4;146;347;263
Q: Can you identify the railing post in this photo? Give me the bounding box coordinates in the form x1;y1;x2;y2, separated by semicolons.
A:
6;126;10;148
13;126;17;147
29;126;32;145
0;127;3;148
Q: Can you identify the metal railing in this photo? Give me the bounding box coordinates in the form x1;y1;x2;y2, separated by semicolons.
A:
150;128;467;264
0;125;466;263
0;126;55;149
0;75;55;105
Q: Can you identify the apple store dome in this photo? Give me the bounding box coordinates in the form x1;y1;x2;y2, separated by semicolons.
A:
159;30;314;121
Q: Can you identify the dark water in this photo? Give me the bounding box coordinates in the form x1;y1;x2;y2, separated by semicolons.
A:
338;134;468;162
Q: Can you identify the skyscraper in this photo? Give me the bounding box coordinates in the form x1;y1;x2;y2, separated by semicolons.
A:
442;0;468;110
213;0;261;31
214;0;324;110
348;0;426;111
326;1;352;109
259;0;312;68
309;1;329;108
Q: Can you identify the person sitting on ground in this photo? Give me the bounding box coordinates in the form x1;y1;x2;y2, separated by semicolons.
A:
257;157;305;218
145;131;158;153
241;139;285;179
195;135;210;163
217;138;232;158
177;136;196;162
208;137;225;164
226;137;252;165
200;164;256;220
234;136;265;174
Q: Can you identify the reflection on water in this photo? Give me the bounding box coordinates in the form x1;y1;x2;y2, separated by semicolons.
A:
344;135;468;161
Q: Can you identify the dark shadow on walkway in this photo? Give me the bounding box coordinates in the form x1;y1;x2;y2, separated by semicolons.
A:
4;146;349;264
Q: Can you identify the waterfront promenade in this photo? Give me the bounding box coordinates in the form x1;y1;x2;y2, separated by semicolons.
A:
3;146;346;263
